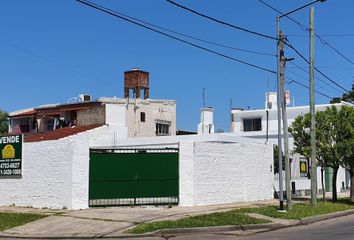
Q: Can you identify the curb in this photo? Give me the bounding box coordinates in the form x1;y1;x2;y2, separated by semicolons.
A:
2;209;354;239
299;209;354;225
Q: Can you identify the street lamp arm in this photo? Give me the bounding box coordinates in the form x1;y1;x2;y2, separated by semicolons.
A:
279;0;325;19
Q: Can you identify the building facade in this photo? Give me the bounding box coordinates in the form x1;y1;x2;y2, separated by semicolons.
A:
8;69;176;138
230;92;352;194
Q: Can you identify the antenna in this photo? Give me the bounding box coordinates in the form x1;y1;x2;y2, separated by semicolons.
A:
201;88;206;134
229;98;233;132
202;88;206;108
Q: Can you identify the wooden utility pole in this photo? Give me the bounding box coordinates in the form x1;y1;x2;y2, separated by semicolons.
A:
309;7;317;207
279;31;292;209
276;17;284;210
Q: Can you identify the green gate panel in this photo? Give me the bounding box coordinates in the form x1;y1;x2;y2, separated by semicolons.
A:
89;149;179;206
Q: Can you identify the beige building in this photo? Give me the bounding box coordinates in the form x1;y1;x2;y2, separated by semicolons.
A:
8;69;176;138
99;97;176;137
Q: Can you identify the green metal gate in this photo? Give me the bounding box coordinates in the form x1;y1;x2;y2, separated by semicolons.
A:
89;148;179;206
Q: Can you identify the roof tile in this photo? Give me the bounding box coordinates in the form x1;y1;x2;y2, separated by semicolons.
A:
24;124;102;142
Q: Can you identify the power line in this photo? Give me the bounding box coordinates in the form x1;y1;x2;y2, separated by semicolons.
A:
287;34;354;37
288;65;354;70
284;39;348;93
165;0;277;41
288;61;344;94
317;38;354;66
286;77;332;99
164;0;350;95
285;66;342;96
257;0;354;67
0;39;113;87
91;3;275;57
76;0;276;74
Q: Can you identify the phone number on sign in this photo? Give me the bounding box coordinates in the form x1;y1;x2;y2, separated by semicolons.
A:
0;162;20;169
0;169;21;175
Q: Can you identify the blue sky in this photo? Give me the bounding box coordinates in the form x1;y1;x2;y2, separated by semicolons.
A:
1;0;353;131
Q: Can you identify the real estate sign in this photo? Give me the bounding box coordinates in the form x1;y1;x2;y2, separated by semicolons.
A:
0;134;23;176
300;159;308;177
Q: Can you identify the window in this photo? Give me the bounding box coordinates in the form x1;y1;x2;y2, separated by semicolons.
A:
156;122;170;136
243;118;262;132
140;112;146;122
47;119;55;131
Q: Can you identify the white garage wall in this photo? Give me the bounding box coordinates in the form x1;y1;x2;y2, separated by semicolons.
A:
189;142;273;206
0;125;128;210
0;138;74;209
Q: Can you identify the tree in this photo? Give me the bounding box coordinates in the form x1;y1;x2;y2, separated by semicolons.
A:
289;113;327;202
316;107;342;202
289;107;346;202
335;106;354;201
330;83;354;104
0;110;8;134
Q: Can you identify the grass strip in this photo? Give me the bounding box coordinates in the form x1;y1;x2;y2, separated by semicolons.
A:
128;211;268;234
243;200;354;220
0;212;46;231
129;199;354;234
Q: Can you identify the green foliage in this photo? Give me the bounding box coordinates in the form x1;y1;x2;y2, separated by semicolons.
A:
129;200;354;234
330;84;354;104
128;211;268;234
0;212;45;231
288;114;311;161
0;110;9;134
289;105;354;201
335;106;354;169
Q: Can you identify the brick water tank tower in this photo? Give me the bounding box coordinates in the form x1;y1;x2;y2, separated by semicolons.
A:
124;68;150;99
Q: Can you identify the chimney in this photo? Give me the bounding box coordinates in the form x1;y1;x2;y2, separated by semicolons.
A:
124;68;150;99
197;107;215;134
265;92;277;110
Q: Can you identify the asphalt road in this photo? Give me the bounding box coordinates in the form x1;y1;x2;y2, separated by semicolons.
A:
170;213;354;240
236;213;354;240
1;213;354;240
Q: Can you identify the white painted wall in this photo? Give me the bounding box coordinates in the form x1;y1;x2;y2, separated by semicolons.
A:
105;104;126;126
179;141;273;206
0;125;128;210
179;141;195;206
99;98;176;138
0;138;73;209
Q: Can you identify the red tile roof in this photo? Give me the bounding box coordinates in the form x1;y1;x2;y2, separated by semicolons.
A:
24;124;103;142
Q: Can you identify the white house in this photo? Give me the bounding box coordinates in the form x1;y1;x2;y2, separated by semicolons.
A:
230;92;352;195
0;70;274;210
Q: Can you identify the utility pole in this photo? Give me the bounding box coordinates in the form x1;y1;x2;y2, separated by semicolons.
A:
276;16;284;210
279;31;292;209
309;7;317;207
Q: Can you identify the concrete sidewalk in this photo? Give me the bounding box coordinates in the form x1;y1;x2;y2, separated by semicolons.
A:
0;199;278;238
0;193;351;239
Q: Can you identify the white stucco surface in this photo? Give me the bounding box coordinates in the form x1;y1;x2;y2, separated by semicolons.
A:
0;125;128;210
105;104;126;126
0;138;73;209
0;129;273;209
190;142;273;206
178;141;195;206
